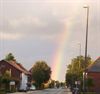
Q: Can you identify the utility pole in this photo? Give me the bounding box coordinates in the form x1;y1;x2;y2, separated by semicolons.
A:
78;43;81;56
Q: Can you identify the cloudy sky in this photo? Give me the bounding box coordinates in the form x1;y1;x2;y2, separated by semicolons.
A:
0;0;100;81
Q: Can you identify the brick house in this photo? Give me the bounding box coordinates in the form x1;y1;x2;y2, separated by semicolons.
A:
86;57;100;92
0;60;31;91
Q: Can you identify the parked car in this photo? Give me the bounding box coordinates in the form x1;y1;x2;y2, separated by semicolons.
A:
30;85;36;91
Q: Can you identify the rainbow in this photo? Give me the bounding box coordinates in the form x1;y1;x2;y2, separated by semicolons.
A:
51;22;71;81
51;3;85;81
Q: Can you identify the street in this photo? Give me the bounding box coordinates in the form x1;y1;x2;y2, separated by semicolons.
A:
8;88;72;94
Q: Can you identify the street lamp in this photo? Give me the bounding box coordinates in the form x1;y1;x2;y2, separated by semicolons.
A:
84;6;89;69
83;6;89;93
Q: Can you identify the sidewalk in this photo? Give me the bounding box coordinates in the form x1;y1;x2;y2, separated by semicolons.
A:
7;91;33;94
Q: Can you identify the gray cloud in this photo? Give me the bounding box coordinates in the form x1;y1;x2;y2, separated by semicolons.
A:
0;0;100;81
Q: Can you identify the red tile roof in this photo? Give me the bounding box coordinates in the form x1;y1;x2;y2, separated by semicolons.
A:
17;63;31;75
2;60;31;75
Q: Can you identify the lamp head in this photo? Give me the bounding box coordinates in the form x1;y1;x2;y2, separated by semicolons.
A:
83;5;89;8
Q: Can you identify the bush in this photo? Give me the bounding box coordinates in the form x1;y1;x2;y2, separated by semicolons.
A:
0;88;6;94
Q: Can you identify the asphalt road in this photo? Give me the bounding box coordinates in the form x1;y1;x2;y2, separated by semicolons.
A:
8;88;72;94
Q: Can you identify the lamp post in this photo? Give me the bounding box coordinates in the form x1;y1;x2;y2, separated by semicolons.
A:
83;72;85;92
83;72;88;92
83;6;89;93
84;6;89;69
78;43;81;72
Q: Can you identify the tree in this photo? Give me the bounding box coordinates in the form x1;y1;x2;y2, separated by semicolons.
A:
60;82;65;87
65;55;93;89
49;80;55;88
32;61;51;89
55;81;60;88
2;70;11;91
5;53;16;61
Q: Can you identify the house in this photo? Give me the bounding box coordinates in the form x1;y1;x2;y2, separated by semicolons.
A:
86;57;100;92
0;60;31;91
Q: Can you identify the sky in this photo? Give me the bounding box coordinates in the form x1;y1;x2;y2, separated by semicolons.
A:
0;0;100;81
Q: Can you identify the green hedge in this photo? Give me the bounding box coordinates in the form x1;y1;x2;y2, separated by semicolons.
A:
0;87;15;93
0;89;6;94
